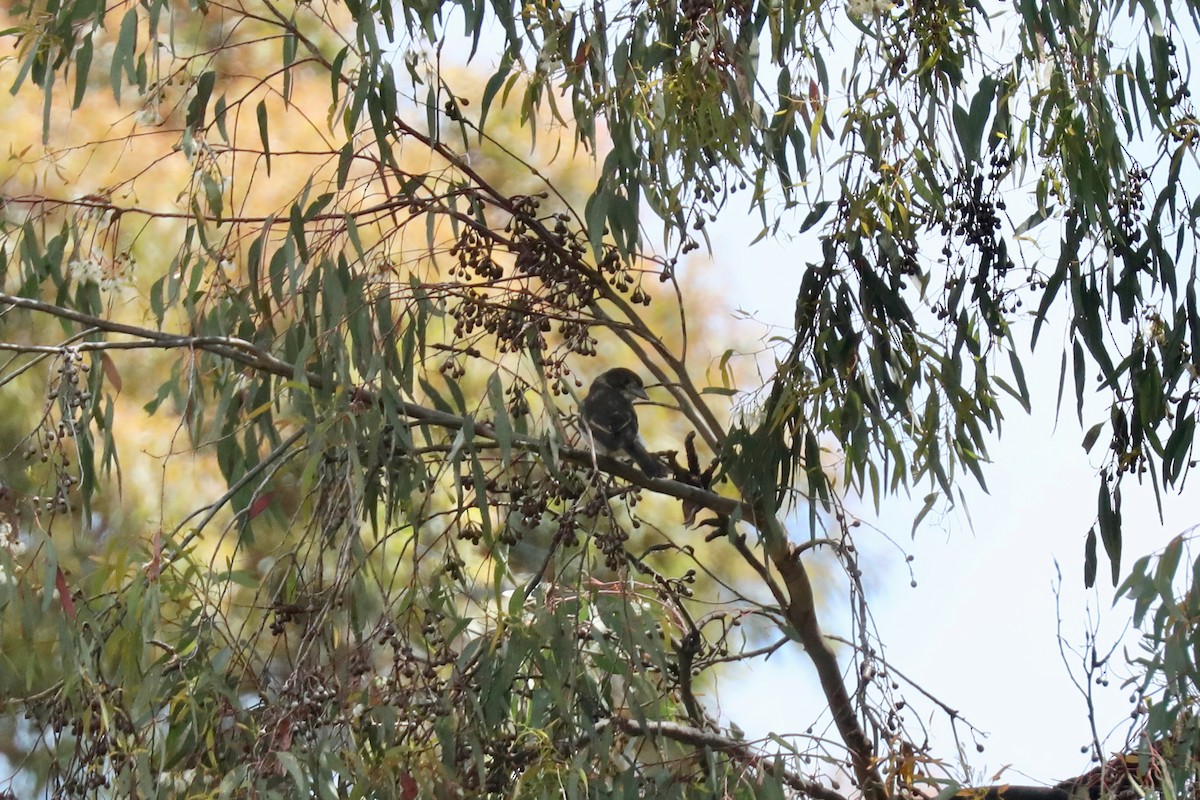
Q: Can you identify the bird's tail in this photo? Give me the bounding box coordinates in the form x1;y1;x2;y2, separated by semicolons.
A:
628;440;667;478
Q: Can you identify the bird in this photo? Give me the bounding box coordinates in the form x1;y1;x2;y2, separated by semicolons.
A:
580;368;667;478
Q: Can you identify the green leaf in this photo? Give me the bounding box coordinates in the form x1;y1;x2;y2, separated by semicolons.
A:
584;184;610;257
217;765;248;798
486;373;513;467
464;0;486;60
419;377;454;415
256;99;271;173
1083;526;1097;589
186;70;216;130
1032;211;1081;348
329;45;349;107
1162;410;1194;484
1014;208;1050;236
274;751;309;793
109;9;139;104
345;213;367;267
282;32;297;105
479;51;516;135
1008;346;1031;412
73;33;94;109
1072;339;1086;423
911;492;938;536
1097;481;1122;586
957;75;997;162
288;203;308;264
268;239;290;303
336;141;355;190
798;201;832;233
1154;535;1183;597
214;94;230;142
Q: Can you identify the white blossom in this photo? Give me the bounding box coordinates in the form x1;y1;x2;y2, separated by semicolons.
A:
846;0;892;18
69;247;134;293
4;536;27;558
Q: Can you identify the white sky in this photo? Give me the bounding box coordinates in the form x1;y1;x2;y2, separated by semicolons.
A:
703;222;1197;787
676;0;1200;781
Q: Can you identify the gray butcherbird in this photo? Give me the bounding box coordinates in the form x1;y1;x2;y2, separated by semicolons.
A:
580;368;667;478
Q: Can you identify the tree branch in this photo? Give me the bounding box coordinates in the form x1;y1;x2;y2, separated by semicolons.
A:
759;511;887;800
0;292;757;532
601;716;850;800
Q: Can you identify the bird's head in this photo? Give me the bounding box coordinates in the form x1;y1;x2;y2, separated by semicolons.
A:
595;367;650;402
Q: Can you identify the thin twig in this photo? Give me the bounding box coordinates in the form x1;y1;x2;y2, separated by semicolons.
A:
166;428;306;558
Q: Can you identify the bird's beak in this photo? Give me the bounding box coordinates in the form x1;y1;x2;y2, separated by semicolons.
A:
630;385;649;401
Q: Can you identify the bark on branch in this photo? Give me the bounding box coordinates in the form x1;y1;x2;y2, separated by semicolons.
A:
757;512;887;800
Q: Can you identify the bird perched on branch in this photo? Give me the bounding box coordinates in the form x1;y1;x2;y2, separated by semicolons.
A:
580;368;667;478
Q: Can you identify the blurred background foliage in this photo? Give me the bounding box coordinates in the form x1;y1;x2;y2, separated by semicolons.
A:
0;2;768;795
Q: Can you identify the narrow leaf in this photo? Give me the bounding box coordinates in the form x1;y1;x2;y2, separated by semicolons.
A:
1097;481;1122;585
1083;526;1097;588
99;352;122;393
486;373;513;467
186;70;216;129
1081;421;1104;453
256;99;271;173
73;34;94;109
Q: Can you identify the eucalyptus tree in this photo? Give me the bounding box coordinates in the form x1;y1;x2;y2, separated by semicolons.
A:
0;0;1197;795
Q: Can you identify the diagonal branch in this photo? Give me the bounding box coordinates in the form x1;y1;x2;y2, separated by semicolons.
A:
754;510;887;800
0;292;754;528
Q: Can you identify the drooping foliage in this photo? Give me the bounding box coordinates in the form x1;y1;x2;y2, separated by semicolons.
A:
0;0;1197;795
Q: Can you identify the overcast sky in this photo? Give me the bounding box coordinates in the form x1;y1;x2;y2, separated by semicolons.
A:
703;217;1197;787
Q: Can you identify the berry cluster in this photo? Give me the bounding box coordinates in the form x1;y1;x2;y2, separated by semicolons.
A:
448;227;503;281
934;159;1017;334
940;173;1005;267
1113;164;1149;243
1161;37;1196;141
680;0;748;24
274;674;344;749
447;193;654;368
22;348;92;513
31;685;134;797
